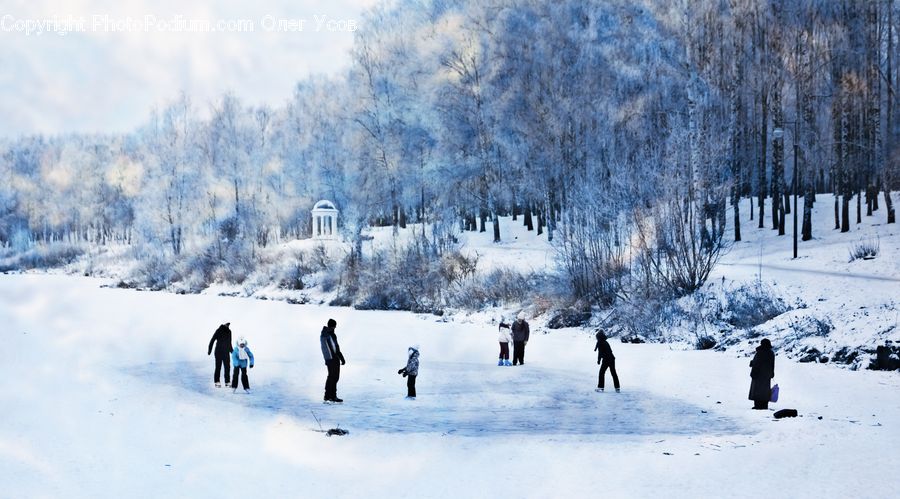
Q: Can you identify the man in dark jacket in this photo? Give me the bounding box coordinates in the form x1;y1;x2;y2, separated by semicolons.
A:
594;330;620;392
511;312;530;366
320;318;346;403
208;323;233;387
749;338;775;409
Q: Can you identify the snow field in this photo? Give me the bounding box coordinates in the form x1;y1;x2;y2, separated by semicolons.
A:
2;274;899;498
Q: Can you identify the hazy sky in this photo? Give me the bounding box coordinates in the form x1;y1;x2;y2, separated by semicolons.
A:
0;0;377;138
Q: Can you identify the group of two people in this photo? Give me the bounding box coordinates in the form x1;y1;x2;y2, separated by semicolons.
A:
320;318;421;402
586;331;775;404
207;323;255;392
497;312;531;366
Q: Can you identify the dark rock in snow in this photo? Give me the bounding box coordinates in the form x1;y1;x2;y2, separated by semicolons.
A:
797;348;821;363
696;336;717;350
774;409;798;419
870;343;900;371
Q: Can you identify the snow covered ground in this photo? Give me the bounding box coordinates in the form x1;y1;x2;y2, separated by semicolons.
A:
2;273;899;498
710;194;900;363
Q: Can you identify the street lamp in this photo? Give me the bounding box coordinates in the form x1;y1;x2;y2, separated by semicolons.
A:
773;121;800;259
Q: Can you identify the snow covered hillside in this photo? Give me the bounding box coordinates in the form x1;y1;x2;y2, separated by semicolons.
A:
2;274;899;498
709;194;900;367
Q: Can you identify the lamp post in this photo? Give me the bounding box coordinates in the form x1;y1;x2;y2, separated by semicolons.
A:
773;122;800;259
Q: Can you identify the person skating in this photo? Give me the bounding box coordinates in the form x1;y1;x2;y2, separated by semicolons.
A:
207;323;233;387
498;319;512;366
749;338;775;410
320;318;346;403
594;330;620;392
511;312;530;366
230;336;254;393
397;345;420;399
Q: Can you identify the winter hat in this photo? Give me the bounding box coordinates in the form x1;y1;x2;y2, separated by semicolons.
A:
760;338;772;349
596;330;606;341
409;344;420;353
238;336;247;346
517;312;526;321
327;318;337;328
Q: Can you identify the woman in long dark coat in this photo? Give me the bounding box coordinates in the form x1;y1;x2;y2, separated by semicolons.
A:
748;338;775;409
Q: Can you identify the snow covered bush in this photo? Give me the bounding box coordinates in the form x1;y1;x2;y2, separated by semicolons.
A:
848;237;880;262
723;283;790;329
0;243;85;272
276;249;328;290
129;249;175;291
448;268;540;310
353;243;444;312
608;292;680;341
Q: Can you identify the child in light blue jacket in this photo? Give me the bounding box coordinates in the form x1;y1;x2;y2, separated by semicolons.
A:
231;337;255;392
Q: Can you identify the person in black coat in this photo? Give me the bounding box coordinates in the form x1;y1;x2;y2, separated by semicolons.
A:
207;323;233;387
749;338;775;409
594;330;620;392
511;312;530;366
320;318;346;403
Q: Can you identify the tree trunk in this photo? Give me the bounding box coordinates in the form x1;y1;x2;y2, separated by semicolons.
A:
887;0;896;224
856;188;862;224
834;194;840;230
536;208;544;236
512;192;519;221
841;194;851;232
802;189;813;241
758;91;768;229
772;85;785;235
887;191;897;224
492;213;501;243
524;204;534;231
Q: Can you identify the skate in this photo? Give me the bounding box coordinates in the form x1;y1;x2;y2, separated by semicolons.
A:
595;388;604;392
615;388;620;393
504;360;512;366
405;396;416;400
214;382;221;388
332;397;343;403
498;359;504;366
244;388;251;394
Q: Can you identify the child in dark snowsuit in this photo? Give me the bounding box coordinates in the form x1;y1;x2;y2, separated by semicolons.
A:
208;323;233;387
398;345;420;399
594;330;620;392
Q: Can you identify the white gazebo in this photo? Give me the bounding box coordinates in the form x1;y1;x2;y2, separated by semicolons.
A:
311;200;338;240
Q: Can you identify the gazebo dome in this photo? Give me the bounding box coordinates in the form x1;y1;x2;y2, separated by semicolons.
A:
311;200;338;240
313;200;336;211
